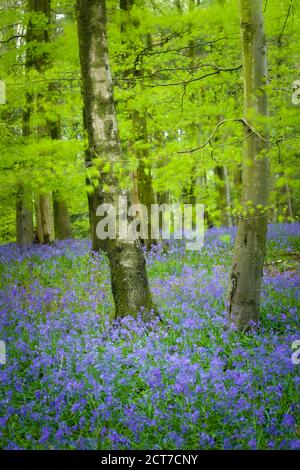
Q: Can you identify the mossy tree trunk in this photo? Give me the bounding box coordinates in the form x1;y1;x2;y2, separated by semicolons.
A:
53;194;72;240
82;106;103;251
214;165;232;227
16;187;34;245
24;0;55;244
17;113;34;245
133;111;157;251
36;193;55;244
76;0;154;319
16;2;36;246
227;0;269;330
50;120;72;240
35;0;54;244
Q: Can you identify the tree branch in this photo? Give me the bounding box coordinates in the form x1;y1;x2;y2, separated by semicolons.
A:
0;35;25;44
138;36;237;59
278;0;293;43
137;64;242;88
175;118;268;155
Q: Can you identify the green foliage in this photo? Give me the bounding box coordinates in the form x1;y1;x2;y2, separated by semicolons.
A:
0;0;299;241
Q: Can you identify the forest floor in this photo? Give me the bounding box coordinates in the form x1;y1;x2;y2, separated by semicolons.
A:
0;223;299;450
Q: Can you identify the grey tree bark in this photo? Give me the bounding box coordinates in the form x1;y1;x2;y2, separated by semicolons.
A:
227;0;269;330
76;0;154;319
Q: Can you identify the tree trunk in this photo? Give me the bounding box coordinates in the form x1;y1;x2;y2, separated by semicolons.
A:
284;174;293;220
133;112;157;251
36;193;55;244
223;166;233;227
51;116;72;240
214;165;232;227
35;0;54;244
24;0;55;244
156;191;169;206
16;187;34;245
76;0;154;319
16;2;36;246
36;193;55;243
227;0;269;331
275;170;294;222
53;194;72;240
82;106;103;250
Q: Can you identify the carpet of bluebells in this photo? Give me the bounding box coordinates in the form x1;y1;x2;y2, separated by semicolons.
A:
0;223;299;450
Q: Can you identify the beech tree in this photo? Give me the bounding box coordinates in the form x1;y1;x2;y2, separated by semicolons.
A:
227;0;269;330
16;0;36;246
28;0;55;244
19;0;72;244
76;0;154;319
